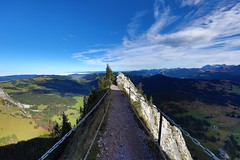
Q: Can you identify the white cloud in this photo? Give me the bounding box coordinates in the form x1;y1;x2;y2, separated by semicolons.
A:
127;11;147;39
146;7;171;37
147;27;217;47
154;0;164;19
181;0;202;6
72;49;109;59
72;0;240;70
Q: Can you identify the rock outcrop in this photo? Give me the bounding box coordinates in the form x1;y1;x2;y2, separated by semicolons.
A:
0;88;32;108
117;73;192;160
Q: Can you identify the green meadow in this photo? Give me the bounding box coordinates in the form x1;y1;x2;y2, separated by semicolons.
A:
0;99;49;146
0;75;88;146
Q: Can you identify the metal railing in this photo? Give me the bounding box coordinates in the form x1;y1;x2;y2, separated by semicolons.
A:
39;89;110;160
127;91;167;160
83;90;111;160
39;83;220;160
127;87;220;160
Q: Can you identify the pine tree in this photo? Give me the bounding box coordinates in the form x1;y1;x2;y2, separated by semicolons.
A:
149;96;153;105
137;83;144;95
52;123;60;138
83;96;88;114
61;113;71;137
106;64;115;86
98;76;108;91
98;64;115;91
88;87;97;107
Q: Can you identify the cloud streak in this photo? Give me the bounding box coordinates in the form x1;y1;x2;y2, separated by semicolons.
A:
181;0;202;6
72;0;240;70
127;10;148;39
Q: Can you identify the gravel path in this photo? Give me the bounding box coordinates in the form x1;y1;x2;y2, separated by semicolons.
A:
98;85;158;160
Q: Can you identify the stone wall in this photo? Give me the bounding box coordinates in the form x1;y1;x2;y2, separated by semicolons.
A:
117;73;192;160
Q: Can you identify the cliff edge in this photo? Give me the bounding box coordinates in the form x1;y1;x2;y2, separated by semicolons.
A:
117;73;192;160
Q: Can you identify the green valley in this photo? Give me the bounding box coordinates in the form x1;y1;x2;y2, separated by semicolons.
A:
0;98;49;146
0;75;97;146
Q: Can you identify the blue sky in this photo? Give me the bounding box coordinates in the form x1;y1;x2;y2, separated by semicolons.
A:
0;0;240;75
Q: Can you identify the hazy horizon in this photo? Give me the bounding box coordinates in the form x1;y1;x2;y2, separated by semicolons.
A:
1;63;239;76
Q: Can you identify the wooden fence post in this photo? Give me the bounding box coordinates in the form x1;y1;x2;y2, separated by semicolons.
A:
158;112;163;147
129;87;131;100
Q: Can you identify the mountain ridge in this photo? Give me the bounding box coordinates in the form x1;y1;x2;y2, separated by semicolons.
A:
122;64;240;83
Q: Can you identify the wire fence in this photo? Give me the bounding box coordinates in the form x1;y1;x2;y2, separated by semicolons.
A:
127;92;167;160
39;83;220;160
128;87;220;160
83;90;111;160
39;89;110;160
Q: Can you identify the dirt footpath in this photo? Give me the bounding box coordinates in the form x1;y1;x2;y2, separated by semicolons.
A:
98;85;158;160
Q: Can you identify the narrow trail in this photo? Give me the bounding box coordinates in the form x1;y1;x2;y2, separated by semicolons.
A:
98;85;158;160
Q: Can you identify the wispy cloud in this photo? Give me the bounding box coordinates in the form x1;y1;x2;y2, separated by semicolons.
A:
154;0;164;19
127;10;148;39
181;0;202;6
72;0;240;70
72;49;109;59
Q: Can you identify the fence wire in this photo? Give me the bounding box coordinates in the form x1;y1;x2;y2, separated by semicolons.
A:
39;84;220;160
128;87;220;160
83;91;111;160
39;89;110;160
127;92;167;160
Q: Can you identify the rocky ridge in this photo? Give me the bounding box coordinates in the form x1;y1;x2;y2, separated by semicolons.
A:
116;73;192;160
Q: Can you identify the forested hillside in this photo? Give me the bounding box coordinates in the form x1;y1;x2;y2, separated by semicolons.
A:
130;74;240;159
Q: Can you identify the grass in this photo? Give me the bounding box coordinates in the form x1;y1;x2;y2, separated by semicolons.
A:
51;108;80;127
38;104;48;110
0;79;48;94
0;134;18;146
0;76;80;106
0;102;49;146
11;93;76;106
65;109;80;127
32;76;53;82
73;96;83;110
166;100;240;158
184;135;213;160
51;115;62;125
231;85;240;96
0;75;93;147
184;108;206;120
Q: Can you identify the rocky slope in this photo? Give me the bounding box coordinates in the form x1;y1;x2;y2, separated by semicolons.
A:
117;73;192;160
0;88;31;109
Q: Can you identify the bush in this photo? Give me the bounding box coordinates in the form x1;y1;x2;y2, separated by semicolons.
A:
224;135;240;159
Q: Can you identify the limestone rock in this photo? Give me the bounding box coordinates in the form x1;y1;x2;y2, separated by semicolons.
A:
117;72;192;160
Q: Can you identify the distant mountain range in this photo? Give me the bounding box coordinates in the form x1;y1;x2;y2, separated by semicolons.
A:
1;64;240;83
124;64;240;83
